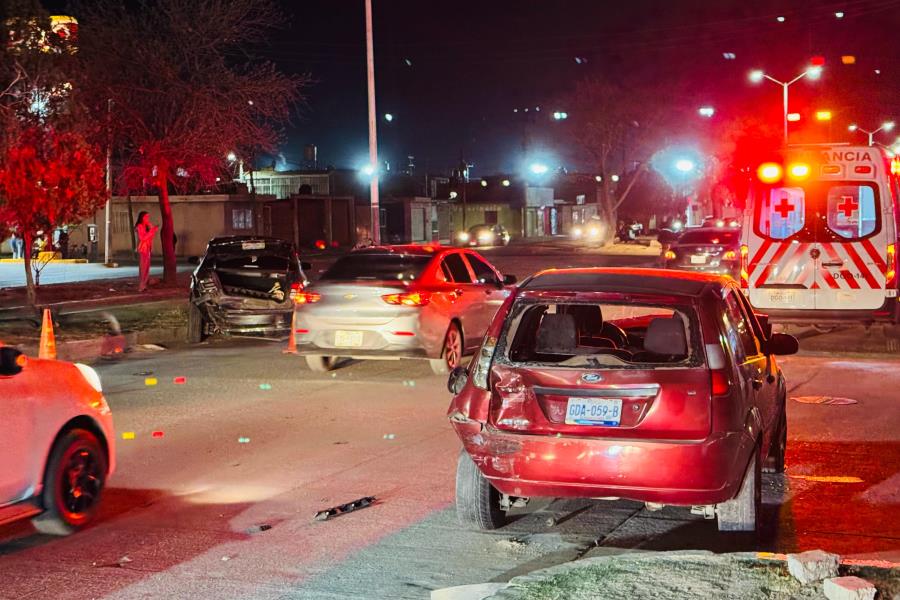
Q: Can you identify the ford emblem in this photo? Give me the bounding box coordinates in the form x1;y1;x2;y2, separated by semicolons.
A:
581;373;602;383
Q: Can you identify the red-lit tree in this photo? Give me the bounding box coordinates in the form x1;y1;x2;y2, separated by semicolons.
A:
0;126;106;303
73;0;309;284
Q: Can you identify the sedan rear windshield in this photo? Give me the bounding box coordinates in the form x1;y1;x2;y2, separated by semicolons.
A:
321;254;432;281
212;254;291;271
497;300;701;369
676;230;738;245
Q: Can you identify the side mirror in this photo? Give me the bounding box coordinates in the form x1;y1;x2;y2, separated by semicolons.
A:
764;333;798;356
755;313;773;340
0;347;25;376
502;274;517;285
447;366;468;394
301;261;312;271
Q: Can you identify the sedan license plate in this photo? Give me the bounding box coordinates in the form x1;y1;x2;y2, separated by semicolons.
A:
334;330;364;347
565;397;622;426
690;254;707;264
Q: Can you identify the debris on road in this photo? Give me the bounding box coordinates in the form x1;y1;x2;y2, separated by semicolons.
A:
151;430;164;438
145;377;157;386
333;441;348;445
93;555;133;569
121;432;135;440
133;370;153;376
430;583;509;600
140;343;167;351
173;376;186;384
792;396;858;405
824;576;877;600
787;549;841;584
245;524;272;534
314;496;376;521
383;434;396;440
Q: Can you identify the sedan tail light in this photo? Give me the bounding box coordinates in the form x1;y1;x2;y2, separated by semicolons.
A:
664;250;676;260
472;337;497;390
289;281;303;302
294;291;321;304
382;291;431;306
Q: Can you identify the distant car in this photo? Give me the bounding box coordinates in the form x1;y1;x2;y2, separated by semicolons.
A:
0;346;115;535
570;216;605;242
456;224;511;247
447;268;797;533
701;216;741;229
292;245;516;374
188;236;310;343
664;227;741;278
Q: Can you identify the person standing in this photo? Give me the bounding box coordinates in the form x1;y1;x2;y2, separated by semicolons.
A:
134;211;159;292
9;230;24;259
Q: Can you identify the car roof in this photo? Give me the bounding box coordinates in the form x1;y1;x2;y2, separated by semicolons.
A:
675;227;740;238
522;267;729;296
351;244;445;256
208;236;291;247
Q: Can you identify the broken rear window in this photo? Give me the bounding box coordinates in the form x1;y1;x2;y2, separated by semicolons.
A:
498;301;701;368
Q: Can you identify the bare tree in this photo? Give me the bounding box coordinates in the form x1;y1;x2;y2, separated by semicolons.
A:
73;0;310;284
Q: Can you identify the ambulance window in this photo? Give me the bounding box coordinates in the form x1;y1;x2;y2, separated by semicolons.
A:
758;187;805;239
826;185;877;239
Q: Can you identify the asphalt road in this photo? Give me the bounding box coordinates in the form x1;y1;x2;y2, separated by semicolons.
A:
1;249;897;599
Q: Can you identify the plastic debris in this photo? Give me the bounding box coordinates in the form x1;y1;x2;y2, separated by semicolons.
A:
93;555;133;569
259;383;272;390
140;343;167;351
173;376;186;384
333;441;348;445
314;496;376;521
238;437;250;444
245;523;272;534
402;380;416;387
152;430;164;438
383;434;396;440
134;371;153;376
121;432;135;440
145;377;158;386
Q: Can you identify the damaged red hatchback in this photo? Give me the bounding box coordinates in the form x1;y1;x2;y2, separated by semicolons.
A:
447;268;798;533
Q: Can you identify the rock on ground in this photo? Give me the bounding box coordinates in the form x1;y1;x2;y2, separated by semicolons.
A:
787;549;841;584
823;576;877;600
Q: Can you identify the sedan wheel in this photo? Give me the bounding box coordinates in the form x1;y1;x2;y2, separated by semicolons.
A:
305;355;337;372
33;429;107;536
430;323;462;375
455;450;507;530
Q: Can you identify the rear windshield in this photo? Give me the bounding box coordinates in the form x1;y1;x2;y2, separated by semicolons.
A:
321;254;432;281
754;181;880;242
497;300;701;369
213;254;291;271
677;230;738;245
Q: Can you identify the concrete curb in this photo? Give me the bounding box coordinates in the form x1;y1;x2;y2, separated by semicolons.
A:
13;325;187;363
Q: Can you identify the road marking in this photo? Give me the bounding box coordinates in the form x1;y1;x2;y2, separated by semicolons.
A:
788;475;863;483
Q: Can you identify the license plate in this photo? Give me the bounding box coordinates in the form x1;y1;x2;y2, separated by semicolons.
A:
690;255;707;264
768;290;796;305
565;397;622;426
334;330;364;347
241;241;266;250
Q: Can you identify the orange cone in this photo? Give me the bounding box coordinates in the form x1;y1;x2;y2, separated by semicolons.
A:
283;310;298;354
39;308;57;360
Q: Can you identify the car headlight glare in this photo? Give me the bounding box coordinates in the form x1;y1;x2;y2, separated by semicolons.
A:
457;232;470;242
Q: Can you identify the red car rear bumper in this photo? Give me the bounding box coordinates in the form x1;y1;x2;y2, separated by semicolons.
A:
454;423;753;505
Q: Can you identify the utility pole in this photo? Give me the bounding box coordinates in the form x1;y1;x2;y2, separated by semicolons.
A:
104;98;112;264
365;0;380;244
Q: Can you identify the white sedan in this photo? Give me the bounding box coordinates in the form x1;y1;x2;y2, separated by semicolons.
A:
0;345;115;535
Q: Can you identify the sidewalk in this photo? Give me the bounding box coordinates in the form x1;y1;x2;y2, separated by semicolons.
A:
0;261;193;288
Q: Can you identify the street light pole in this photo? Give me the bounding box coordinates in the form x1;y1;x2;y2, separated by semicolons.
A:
104;98;112;265
365;0;380;244
782;81;788;146
750;67;821;145
848;122;895;146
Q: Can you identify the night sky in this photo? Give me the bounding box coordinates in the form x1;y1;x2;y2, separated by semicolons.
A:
50;0;900;175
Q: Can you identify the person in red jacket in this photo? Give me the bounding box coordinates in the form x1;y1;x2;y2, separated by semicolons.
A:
134;211;159;292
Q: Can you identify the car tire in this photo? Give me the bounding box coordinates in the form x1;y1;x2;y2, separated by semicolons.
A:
716;447;761;533
429;323;463;375
32;428;107;536
764;408;787;474
305;355;337;372
187;303;206;344
455;450;507;530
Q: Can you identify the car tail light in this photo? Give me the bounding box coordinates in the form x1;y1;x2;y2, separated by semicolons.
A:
289;281;303;302
740;244;749;288
382;291;431;306
723;249;737;260
887;243;897;288
472;337;497;390
757;162;782;183
294;291;321;304
706;343;731;397
664;250;676;260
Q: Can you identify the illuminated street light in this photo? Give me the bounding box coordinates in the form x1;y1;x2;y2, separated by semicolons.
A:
359;163;376;177
594;175;602;182
501;179;511;187
849;121;896;146
552;111;568;120
226;151;237;162
675;159;695;173
610;174;620;182
787;113;801;122
816;110;832;121
698;106;715;118
835;11;844;18
480;179;488;187
449;191;458;199
749;66;824;143
529;162;549;175
776;16;785;22
384;113;394;122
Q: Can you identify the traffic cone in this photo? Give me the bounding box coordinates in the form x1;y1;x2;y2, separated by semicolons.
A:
283;310;298;354
39;308;57;360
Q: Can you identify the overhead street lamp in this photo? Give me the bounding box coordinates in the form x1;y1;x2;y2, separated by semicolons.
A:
749;66;823;144
848;121;895;146
698;106;715;118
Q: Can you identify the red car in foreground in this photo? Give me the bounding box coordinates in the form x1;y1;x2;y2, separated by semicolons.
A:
447;268;798;533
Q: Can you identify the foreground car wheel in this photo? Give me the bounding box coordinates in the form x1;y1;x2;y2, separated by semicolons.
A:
33;429;107;536
456;450;507;530
187;303;206;344
305;355;337;372
716;449;761;533
764;409;787;474
430;323;462;375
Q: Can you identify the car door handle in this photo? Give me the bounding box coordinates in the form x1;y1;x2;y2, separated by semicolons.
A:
822;261;843;267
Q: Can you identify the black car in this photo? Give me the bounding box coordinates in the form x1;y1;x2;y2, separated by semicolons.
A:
663;227;740;278
188;236;309;342
456;224;511;247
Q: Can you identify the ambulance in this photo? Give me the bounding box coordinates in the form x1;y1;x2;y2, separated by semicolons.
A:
741;145;900;324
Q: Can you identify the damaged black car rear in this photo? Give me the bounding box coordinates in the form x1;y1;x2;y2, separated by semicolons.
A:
188;236;309;342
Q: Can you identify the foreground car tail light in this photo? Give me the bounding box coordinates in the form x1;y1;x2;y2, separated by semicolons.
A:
294;291;321;304
740;244;749;289
664;250;676;260
723;249;737;260
382;291;431;306
289;281;303;302
472;337;497;390
887;243;897;288
706;343;731;397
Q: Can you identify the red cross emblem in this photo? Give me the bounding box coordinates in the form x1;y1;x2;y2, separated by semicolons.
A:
774;198;794;219
837;196;858;218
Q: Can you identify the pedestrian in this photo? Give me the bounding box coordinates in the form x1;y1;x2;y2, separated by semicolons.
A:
57;229;70;259
134;211;159;292
9;229;24;259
